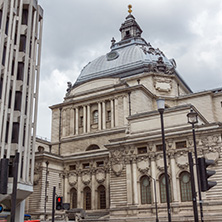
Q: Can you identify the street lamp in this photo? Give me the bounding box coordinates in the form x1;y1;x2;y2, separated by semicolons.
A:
157;98;171;222
149;176;159;222
44;161;49;221
187;109;204;222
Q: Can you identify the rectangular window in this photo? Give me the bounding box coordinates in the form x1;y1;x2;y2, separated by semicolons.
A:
83;163;90;169
17;62;24;80
138;147;147;154
69;165;76;171
8;89;12;108
0;77;3;99
19;35;26;52
12;122;20;143
2;45;6;66
156;144;163;151
107;110;111;121
22;9;28;25
96;161;104;167
80;116;83;127
176;141;187;149
5;17;9;35
14;91;22;111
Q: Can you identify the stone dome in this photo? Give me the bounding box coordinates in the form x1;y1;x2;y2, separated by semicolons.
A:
73;12;178;87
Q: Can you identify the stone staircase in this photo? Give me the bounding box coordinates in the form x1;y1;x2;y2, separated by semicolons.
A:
82;210;109;222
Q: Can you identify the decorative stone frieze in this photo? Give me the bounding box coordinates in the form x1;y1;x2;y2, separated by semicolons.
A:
201;135;220;148
95;168;106;183
68;172;78;186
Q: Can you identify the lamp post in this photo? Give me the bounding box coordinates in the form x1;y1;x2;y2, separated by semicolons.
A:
150;176;159;222
44;161;49;221
187;109;204;222
157;98;171;222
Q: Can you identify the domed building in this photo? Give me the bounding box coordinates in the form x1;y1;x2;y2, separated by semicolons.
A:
27;7;222;221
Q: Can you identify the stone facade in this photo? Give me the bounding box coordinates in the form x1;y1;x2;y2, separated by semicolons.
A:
27;9;222;221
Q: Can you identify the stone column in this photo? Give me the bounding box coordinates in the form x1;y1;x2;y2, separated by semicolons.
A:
126;159;133;205
110;99;114;128
70;108;75;135
62;109;66;137
75;108;79;135
87;105;90;133
123;95;128;125
77;172;82;208
91;171;96;210
64;173;69;202
132;159;138;204
114;97;119;127
102;101;106;130
83;106;87;133
106;169;110;208
98;102;102;130
170;152;178;202
150;152;158;203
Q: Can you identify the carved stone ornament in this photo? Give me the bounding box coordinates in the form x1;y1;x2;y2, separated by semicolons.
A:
205;151;219;163
175;153;189;169
201;135;220;148
137;157;149;173
154;77;172;92
34;172;40;185
81;171;91;185
33;162;41;185
112;163;123;177
156;154;169;171
96;169;106;183
68;172;78;186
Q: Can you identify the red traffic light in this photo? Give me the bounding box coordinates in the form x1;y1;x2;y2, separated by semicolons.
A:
57;197;61;202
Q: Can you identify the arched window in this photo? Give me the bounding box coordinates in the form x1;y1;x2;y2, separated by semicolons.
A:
93;110;98;124
83;187;91;210
159;174;172;203
98;185;106;209
140;176;151;204
70;188;77;209
179;171;192;202
86;144;100;151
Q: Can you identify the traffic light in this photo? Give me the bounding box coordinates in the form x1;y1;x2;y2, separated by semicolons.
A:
198;157;217;192
56;196;63;210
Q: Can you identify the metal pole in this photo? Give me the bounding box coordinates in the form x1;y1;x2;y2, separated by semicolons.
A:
159;110;171;222
10;152;19;222
192;124;204;222
153;178;159;222
52;186;56;222
188;152;199;222
44;161;49;221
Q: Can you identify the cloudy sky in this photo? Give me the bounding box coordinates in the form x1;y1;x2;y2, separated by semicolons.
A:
37;0;222;139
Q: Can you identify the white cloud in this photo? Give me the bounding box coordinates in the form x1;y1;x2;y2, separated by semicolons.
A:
36;0;222;138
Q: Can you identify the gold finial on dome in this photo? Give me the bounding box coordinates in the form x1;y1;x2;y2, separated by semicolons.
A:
128;4;132;14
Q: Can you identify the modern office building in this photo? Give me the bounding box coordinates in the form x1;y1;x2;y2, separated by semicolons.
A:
0;0;43;221
28;7;222;221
